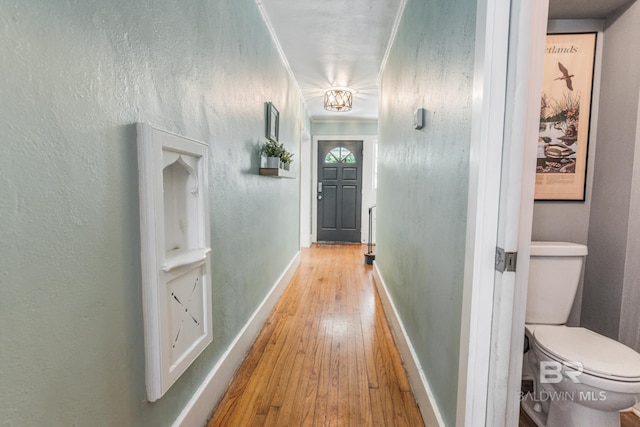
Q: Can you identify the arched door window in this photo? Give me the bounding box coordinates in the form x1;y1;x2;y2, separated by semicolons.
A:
325;146;356;163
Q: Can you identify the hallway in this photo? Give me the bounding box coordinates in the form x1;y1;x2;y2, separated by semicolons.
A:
208;244;425;426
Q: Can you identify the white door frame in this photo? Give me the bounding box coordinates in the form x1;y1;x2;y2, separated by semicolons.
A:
299;124;312;248
311;134;377;244
456;0;512;424
457;0;548;426
488;2;549;425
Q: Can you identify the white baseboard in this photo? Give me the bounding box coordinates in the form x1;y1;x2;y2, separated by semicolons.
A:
372;263;445;427
623;403;640;418
172;251;301;427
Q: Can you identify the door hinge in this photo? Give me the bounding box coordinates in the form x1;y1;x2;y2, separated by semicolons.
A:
495;247;517;272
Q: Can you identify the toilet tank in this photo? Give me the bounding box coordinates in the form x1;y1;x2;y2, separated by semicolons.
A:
526;241;588;325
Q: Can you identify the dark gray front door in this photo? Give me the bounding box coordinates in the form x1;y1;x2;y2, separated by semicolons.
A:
317;140;363;242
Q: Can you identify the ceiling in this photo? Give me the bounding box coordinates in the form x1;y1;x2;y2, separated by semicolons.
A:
548;0;634;20
258;0;636;123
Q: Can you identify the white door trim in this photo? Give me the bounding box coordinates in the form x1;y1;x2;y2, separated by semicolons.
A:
456;0;512;425
299;124;312;248
457;1;549;426
491;2;549;425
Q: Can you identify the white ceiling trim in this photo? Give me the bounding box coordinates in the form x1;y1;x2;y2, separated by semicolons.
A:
254;0;308;112
377;0;409;86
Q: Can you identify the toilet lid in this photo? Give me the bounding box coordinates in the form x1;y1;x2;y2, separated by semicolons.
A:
534;325;640;381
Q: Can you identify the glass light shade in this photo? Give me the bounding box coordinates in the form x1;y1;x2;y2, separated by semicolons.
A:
323;88;353;112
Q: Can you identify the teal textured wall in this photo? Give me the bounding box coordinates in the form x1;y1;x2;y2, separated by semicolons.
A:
0;0;306;425
311;120;378;136
376;0;476;424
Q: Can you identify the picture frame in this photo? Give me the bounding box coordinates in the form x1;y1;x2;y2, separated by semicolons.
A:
266;102;279;142
535;32;597;201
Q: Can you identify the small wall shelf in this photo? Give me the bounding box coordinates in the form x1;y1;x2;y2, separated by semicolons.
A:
162;248;212;273
259;167;296;179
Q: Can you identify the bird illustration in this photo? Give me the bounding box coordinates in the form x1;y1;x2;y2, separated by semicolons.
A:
555;62;574;90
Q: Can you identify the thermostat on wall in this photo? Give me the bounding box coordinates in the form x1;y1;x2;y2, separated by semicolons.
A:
414;108;425;130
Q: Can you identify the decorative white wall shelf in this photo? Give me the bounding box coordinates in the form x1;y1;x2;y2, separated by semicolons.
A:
136;123;213;402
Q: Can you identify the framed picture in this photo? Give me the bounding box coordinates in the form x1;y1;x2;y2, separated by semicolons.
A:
535;32;597;201
266;102;279;142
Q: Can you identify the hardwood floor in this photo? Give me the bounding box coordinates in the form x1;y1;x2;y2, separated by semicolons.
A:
208;244;424;426
207;243;640;426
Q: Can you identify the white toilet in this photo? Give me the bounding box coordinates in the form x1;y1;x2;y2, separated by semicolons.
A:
522;241;640;427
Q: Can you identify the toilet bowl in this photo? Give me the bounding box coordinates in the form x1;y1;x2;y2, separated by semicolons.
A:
522;242;640;427
524;325;640;427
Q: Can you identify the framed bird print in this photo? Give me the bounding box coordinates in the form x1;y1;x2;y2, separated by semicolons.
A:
535;32;597;201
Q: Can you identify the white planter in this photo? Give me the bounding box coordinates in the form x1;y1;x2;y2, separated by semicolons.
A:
266;156;280;168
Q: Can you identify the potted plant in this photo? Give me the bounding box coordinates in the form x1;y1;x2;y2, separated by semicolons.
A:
261;140;284;168
280;150;294;170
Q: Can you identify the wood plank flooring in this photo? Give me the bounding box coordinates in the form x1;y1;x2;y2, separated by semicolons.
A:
208;244;424;426
207;243;640;426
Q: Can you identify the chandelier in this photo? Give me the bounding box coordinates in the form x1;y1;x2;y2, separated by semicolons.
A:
323;88;353;112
